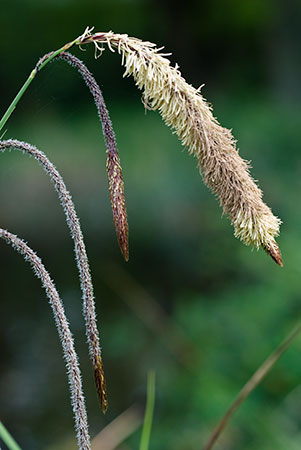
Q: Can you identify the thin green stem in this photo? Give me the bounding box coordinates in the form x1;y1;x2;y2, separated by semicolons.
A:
0;420;22;450
0;38;78;133
204;323;301;450
139;371;156;450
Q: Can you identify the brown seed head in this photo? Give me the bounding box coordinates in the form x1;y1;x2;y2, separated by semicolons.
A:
106;151;129;261
39;51;130;262
94;355;108;413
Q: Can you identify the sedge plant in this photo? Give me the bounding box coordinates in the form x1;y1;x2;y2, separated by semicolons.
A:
1;26;295;450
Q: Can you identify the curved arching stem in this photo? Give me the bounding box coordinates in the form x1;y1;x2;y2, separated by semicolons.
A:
0;139;107;412
37;51;129;262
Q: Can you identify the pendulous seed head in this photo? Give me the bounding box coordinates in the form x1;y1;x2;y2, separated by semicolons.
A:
78;30;282;265
37;51;130;263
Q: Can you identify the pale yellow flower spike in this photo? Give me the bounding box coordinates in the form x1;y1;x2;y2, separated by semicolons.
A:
79;31;282;266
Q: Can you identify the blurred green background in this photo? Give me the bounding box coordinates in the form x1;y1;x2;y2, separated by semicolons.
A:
1;1;301;449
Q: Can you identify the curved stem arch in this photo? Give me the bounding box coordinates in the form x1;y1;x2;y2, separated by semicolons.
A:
37;51;129;261
0;139;107;412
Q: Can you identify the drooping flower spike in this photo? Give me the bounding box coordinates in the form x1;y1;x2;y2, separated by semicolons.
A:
79;30;282;265
37;51;129;262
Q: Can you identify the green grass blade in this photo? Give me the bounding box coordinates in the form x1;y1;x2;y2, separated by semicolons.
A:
0;421;22;450
204;323;301;450
139;371;156;450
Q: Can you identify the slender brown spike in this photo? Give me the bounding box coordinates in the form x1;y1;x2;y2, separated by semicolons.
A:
263;240;283;266
106;151;129;261
89;330;108;412
48;51;129;262
94;355;108;413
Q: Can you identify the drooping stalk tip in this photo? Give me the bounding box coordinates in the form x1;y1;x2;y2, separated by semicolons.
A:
37;51;129;262
94;354;108;413
106;151;129;261
78;30;282;265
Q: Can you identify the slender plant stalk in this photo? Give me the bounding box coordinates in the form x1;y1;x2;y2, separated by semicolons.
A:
0;27;94;133
0;139;107;412
37;51;129;261
139;371;156;450
204;323;301;450
0;40;73;133
0;420;22;450
0;228;91;450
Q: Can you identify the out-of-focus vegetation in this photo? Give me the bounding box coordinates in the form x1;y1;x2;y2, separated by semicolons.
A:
0;1;300;449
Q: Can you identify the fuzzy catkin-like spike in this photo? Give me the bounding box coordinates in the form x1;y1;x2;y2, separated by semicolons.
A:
37;51;129;262
0;139;107;412
79;31;282;264
0;228;91;450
